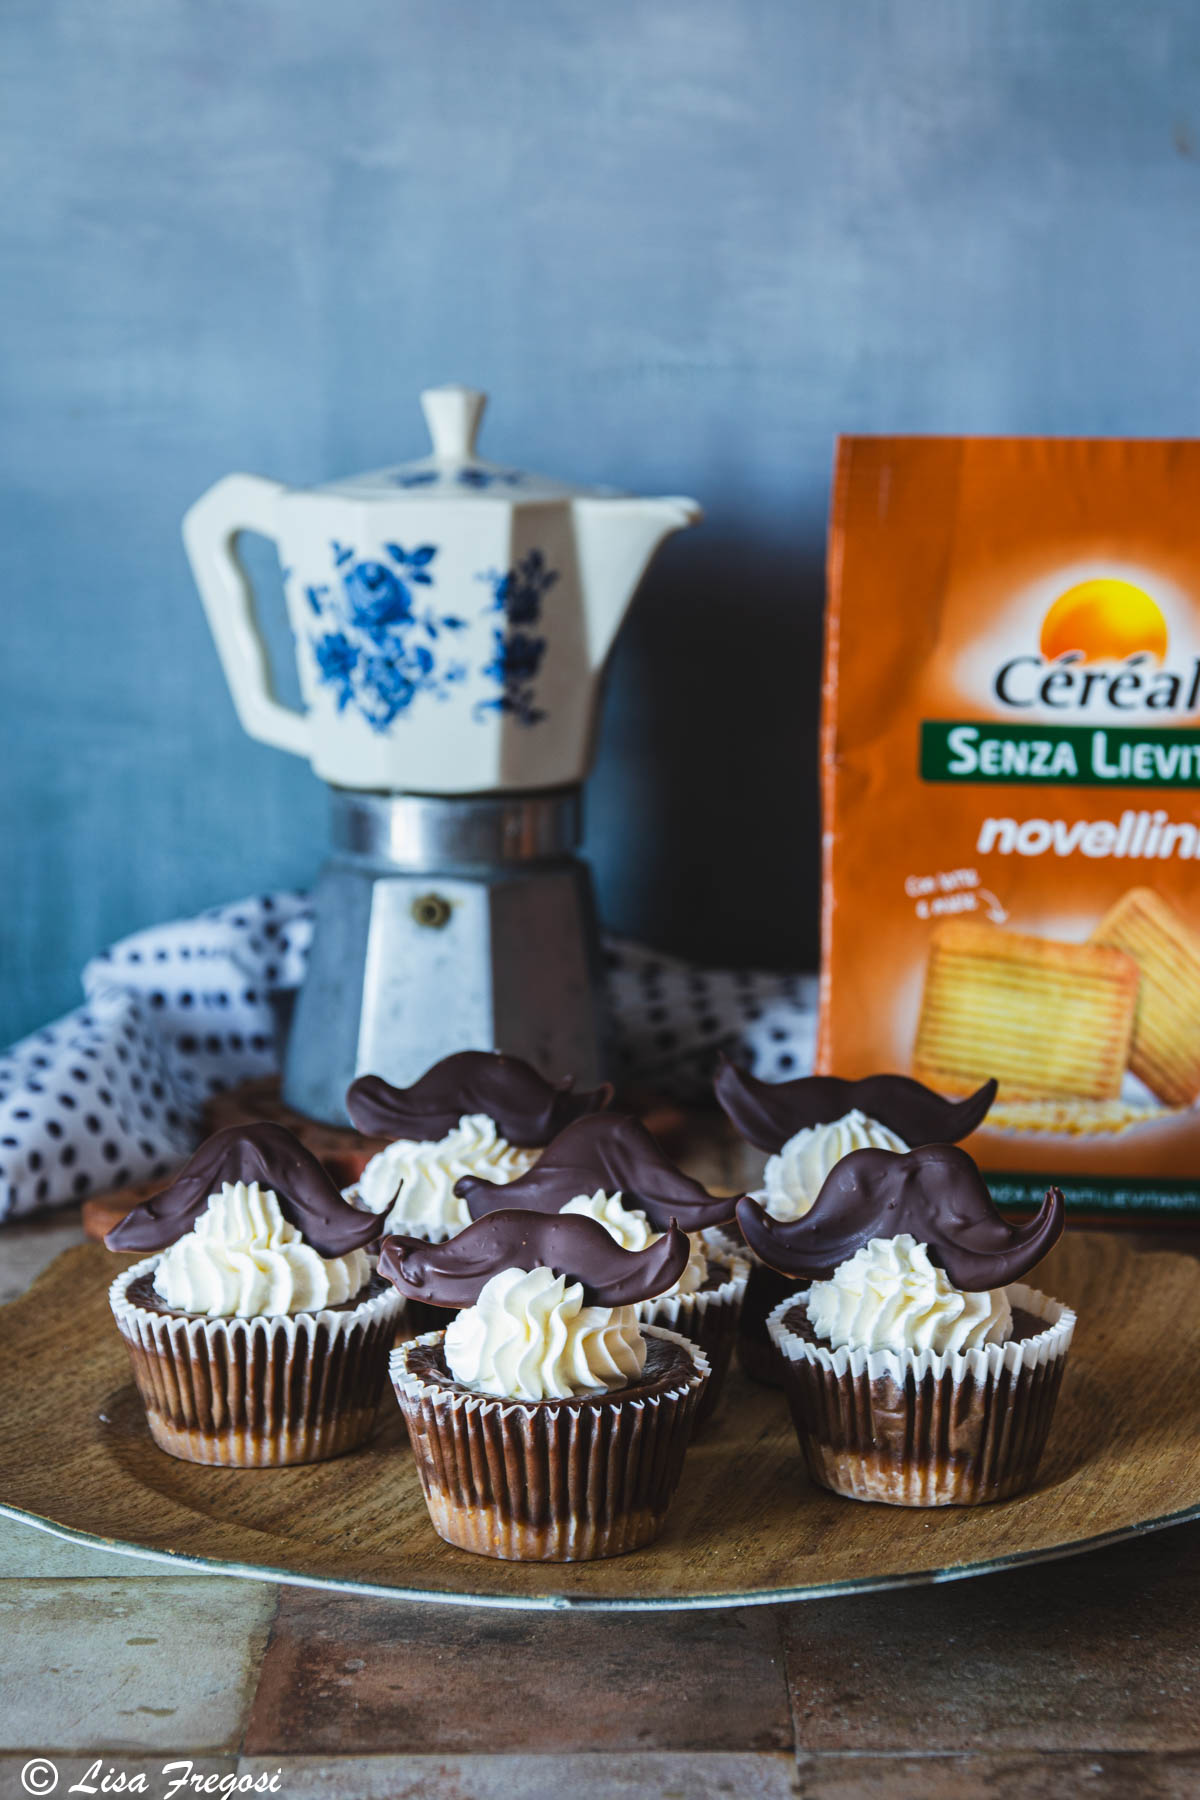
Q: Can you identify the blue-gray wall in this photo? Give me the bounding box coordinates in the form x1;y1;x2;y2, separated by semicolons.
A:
4;0;1200;1045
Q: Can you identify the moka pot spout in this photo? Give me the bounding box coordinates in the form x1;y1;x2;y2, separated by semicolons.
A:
571;493;703;670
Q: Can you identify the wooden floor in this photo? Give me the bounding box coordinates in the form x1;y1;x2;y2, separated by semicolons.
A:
4;1208;1200;1797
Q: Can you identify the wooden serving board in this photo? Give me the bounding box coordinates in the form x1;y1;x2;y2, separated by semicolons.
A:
2;1233;1199;1610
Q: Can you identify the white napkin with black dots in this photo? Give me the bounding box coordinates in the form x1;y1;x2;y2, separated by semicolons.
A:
0;892;816;1222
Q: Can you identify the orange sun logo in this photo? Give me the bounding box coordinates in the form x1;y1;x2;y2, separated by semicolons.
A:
1039;578;1169;664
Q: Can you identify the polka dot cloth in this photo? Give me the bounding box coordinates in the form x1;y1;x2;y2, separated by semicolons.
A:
603;939;817;1100
0;991;194;1223
0;891;816;1222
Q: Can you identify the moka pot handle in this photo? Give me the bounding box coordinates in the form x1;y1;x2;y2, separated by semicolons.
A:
182;473;311;757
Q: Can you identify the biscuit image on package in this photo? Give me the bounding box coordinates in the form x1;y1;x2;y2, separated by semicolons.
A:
913;919;1139;1102
985;1097;1175;1137
1091;888;1200;1107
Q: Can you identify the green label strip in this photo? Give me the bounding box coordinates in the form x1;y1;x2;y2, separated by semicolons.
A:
989;1173;1200;1216
921;720;1200;787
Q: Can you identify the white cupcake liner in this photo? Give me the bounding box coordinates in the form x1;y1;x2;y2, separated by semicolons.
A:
766;1283;1075;1506
109;1254;404;1467
767;1282;1075;1386
702;1226;795;1385
636;1244;750;1334
701;1224;749;1263
636;1244;750;1422
389;1324;710;1561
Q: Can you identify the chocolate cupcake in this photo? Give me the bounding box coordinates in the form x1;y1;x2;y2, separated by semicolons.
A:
344;1055;612;1329
714;1062;998;1385
106;1124;400;1466
737;1142;1074;1506
382;1209;709;1560
458;1113;747;1424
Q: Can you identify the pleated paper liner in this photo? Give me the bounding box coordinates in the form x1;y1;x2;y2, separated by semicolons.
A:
703;1225;791;1387
109;1258;404;1467
390;1326;710;1562
637;1242;749;1424
768;1284;1075;1507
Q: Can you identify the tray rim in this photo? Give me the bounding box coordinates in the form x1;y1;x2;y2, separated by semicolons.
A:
5;1496;1199;1612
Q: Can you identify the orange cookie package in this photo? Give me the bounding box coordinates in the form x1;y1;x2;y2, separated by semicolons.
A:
819;437;1200;1211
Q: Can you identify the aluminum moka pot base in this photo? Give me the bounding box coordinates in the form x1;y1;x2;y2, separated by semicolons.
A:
283;787;606;1126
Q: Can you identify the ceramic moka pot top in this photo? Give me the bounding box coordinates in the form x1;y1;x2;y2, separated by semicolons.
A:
182;385;701;794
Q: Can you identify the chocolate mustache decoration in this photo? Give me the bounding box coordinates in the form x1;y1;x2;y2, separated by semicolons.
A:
346;1051;613;1147
735;1144;1064;1291
379;1208;691;1309
714;1059;998;1153
105;1122;383;1257
458;1113;738;1232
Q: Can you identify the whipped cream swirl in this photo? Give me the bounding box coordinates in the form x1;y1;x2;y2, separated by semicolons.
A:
756;1108;908;1222
560;1190;706;1297
355;1113;539;1236
443;1265;647;1401
807;1232;1013;1356
152;1182;373;1318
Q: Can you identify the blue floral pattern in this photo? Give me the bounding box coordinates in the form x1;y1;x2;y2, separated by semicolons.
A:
475;549;557;726
307;541;467;729
390;466;525;490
